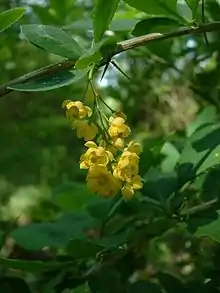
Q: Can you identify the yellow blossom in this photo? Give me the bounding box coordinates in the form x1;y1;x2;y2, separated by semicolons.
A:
74;120;98;141
108;117;131;138
125;141;142;155
121;175;143;199
113;151;140;181
62;100;92;119
80;141;113;169
87;165;121;197
111;137;125;149
109;112;127;123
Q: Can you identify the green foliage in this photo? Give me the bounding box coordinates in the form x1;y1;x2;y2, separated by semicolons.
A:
0;7;25;32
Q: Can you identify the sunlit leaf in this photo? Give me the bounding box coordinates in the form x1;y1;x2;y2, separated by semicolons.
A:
21;24;85;59
177;123;220;187
0;8;25;33
93;0;120;42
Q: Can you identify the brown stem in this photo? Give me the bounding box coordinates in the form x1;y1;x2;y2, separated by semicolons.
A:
1;21;220;98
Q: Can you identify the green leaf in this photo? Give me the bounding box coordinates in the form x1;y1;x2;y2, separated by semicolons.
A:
185;106;217;138
129;281;162;293
176;1;193;22
132;16;182;36
8;69;88;92
160;142;180;173
177;123;220;187
185;0;200;17
21;24;84;59
139;137;164;176
0;8;25;33
75;37;117;69
190;210;220;242
93;0;120;42
11;212;98;250
67;239;102;259
53;182;94;212
86;197;115;221
142;168;178;204
123;0;181;20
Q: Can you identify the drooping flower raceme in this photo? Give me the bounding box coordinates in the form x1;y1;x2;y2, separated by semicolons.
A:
63;99;143;200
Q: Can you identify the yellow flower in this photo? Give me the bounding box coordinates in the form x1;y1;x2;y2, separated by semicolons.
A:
113;151;140;181
74;120;98;141
87;165;121;197
125;141;142;155
111;137;125;149
108;117;131;138
121;175;143;199
62;100;92;119
109;112;127;122
80;141;113;169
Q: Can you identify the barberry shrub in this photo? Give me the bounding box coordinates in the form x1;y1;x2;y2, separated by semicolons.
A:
2;1;220;293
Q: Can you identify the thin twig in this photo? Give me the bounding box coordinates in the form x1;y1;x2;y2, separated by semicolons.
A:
1;21;220;98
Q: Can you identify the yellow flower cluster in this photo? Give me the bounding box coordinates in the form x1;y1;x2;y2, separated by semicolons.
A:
62;100;98;141
63;100;143;200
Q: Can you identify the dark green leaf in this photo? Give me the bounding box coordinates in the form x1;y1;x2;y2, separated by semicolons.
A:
189;210;220;242
86;197;115;221
11;212;98;250
185;0;200;17
177;123;220;187
53;182;94;212
67;239;102;258
75;37;117;69
139;137;164;176
142;168;178;204
0;8;25;32
132;17;182;36
8;69;88;92
93;0;120;42
123;0;181;20
129;280;162;293
21;24;84;59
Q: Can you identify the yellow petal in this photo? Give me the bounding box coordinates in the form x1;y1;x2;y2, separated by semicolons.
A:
85;141;97;148
62;99;72;108
121;184;134;199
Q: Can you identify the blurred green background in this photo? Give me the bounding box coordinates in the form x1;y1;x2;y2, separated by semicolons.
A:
0;0;220;231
